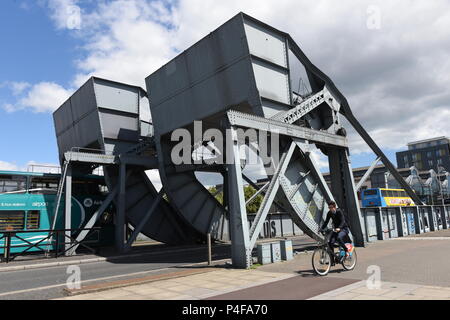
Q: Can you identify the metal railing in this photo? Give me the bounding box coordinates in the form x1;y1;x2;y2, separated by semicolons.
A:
27;164;61;174
0;227;101;263
70;147;112;155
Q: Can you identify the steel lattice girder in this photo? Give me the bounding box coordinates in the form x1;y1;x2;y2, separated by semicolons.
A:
51;12;420;267
145;12;376;267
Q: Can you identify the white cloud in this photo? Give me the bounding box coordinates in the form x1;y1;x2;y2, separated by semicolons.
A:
0;161;20;171
0;160;60;173
5;0;450;158
310;148;330;173
46;0;81;30
3;82;73;113
146;169;162;191
71;0;450;155
1;81;31;95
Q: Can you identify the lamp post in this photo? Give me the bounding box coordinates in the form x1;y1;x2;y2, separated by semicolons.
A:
437;166;447;206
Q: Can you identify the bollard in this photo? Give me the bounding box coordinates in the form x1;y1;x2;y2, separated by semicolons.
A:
280;240;293;261
207;233;212;266
4;233;12;263
257;243;272;265
55;231;60;258
270;242;281;263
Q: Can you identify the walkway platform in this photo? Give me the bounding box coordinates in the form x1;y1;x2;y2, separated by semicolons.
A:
57;230;450;300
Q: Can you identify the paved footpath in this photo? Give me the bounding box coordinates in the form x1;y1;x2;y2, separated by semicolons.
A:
58;229;450;300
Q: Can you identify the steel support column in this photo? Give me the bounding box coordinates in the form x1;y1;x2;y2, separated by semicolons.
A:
124;190;164;251
249;143;295;249
116;163;126;253
227;126;251;268
67;186;118;255
64;164;72;255
327;147;365;246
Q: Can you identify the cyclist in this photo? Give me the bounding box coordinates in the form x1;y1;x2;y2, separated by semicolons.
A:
320;201;352;260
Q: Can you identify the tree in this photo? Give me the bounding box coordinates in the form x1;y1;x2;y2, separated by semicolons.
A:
208;185;263;214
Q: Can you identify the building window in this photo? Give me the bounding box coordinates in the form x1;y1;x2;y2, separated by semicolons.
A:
427;151;432;158
428;160;434;167
437;148;446;157
437;159;443;165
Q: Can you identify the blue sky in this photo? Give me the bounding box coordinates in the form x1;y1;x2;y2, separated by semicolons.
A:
0;1;77;168
0;0;448;173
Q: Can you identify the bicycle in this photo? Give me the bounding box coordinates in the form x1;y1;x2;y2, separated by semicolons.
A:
311;228;357;276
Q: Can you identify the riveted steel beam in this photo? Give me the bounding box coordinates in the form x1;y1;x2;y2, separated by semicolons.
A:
227;111;348;148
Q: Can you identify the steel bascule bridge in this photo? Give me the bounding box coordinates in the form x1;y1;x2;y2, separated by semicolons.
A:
52;12;424;269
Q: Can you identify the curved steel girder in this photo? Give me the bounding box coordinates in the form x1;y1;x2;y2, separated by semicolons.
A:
154;135;229;242
103;166;203;245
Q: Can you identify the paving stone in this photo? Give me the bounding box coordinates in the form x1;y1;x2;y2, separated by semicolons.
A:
397;295;426;300
166;285;195;292
351;294;390;300
122;286;165;295
350;286;392;296
329;292;360;300
184;287;219;298
410;287;450;298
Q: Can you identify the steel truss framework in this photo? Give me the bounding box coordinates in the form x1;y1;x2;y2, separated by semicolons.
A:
223;92;361;267
51;13;424;270
51;150;159;256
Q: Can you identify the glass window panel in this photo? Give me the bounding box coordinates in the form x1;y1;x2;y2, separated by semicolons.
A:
0;211;25;231
0;175;27;194
26;211;40;230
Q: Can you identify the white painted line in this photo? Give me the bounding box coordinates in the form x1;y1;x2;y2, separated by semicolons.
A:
391;237;450;240
0;258;230;298
0;244;228;273
307;280;366;300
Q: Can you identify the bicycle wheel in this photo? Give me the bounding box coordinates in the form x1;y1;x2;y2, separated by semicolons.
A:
342;249;357;271
312;248;332;276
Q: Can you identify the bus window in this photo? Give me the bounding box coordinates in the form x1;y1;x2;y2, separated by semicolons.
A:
364;189;378;196
0;211;25;231
0;175;27;194
381;190;388;197
29;177;58;194
26;211;40;230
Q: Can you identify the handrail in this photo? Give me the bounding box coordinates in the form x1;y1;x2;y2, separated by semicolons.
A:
1;227;101;263
70;147;113;155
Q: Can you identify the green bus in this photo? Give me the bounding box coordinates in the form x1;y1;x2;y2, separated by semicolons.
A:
0;170;115;255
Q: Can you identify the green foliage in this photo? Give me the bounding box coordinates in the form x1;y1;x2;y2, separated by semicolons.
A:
208;186;224;205
208;185;263;214
244;185;263;213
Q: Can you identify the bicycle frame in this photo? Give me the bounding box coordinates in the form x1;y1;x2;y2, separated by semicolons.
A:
318;229;342;265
